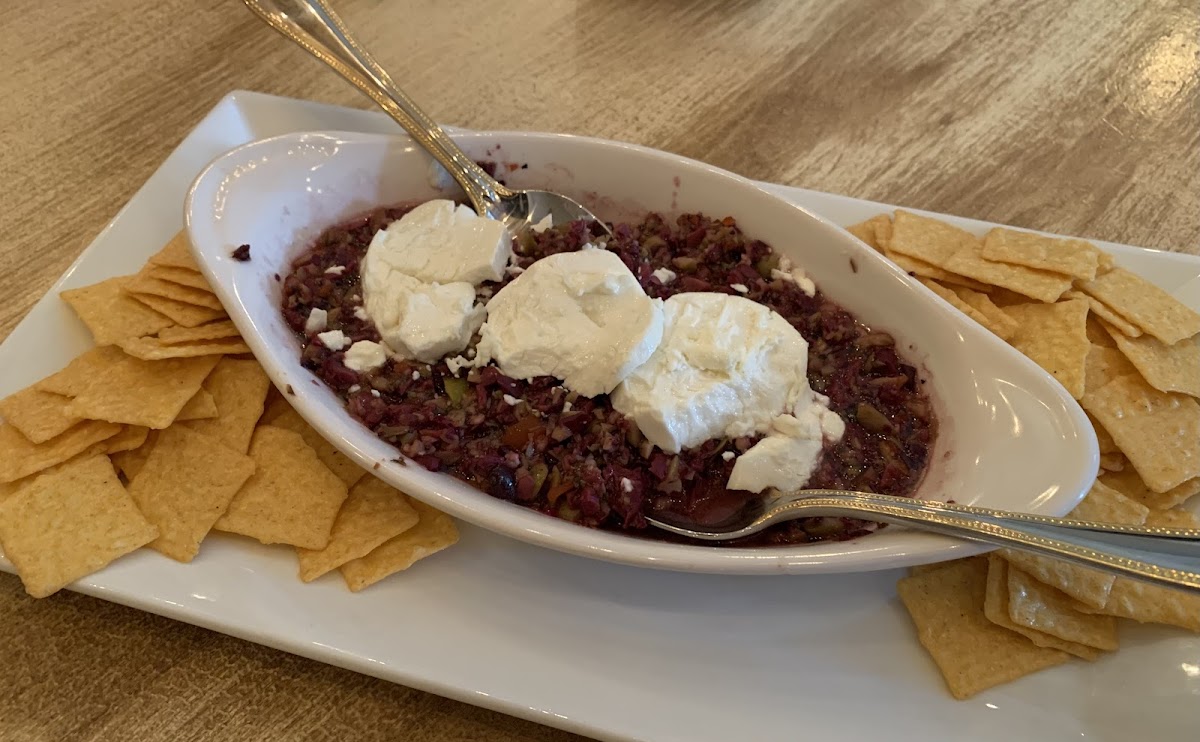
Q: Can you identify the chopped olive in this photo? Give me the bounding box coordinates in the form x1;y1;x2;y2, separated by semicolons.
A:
754;252;780;278
855;402;892;433
444;376;469;405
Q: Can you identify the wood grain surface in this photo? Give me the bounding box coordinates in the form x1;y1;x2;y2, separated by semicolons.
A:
1;1;1198;740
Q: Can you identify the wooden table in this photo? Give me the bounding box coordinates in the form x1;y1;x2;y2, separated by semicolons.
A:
2;1;1197;739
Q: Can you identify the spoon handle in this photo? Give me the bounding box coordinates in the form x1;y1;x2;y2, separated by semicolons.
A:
784;491;1200;593
241;0;506;213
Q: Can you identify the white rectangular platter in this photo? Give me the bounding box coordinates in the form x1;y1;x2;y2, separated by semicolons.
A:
2;91;1198;742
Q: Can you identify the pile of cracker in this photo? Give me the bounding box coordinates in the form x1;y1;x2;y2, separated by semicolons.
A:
848;211;1200;699
0;233;457;599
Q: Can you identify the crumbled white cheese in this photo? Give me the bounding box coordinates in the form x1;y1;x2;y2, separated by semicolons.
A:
771;256;816;297
317;329;348;351
611;292;843;493
411;370;421;381
370;389;381;397
365;199;510;285
620;477;633;493
721;451;735;462
563;400;573;413
349;384;361;393
652;267;676;284
324;265;346;275
344;340;388;372
304;308;328;334
731;283;749;293
475;249;665;397
503;393;520;406
353;306;370;321
445;354;473;376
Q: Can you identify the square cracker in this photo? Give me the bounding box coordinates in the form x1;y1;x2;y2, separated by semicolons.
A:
115;335;250;360
1003;300;1089;398
983;555;1102;660
128;293;227;328
0;455;157;598
36;345;128;396
125;270;224;311
214;426;347;549
980;228;1100;282
61;354;221;430
1081;374;1200;493
1090;510;1200;631
949;285;1018;340
1002;481;1148;608
886;250;992;292
919;279;995;332
267;406;366;487
340;498;459;592
183;359;270;454
0;385;80;444
1064;290;1141;338
1078;268;1200;344
0;420;122;483
146;265;212;292
944;242;1073;303
60;276;174;345
158;320;241;345
1099;469;1200;511
1006;562;1118;651
149;231;201;272
886;210;979;267
296;477;419;582
1103;322;1200;398
128;425;256;562
895;556;1069;700
845;216;888;253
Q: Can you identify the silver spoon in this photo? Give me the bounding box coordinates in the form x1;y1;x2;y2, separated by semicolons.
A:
648;488;1200;593
243;0;611;237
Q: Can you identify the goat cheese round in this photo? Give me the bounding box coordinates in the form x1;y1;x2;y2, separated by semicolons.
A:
361;200;502;364
475;249;665;397
365;199;511;285
611;292;844;492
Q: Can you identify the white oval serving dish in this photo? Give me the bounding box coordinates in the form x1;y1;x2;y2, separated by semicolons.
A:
186;130;1097;575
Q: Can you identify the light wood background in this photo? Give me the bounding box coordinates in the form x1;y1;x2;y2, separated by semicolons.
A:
2;1;1198;740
